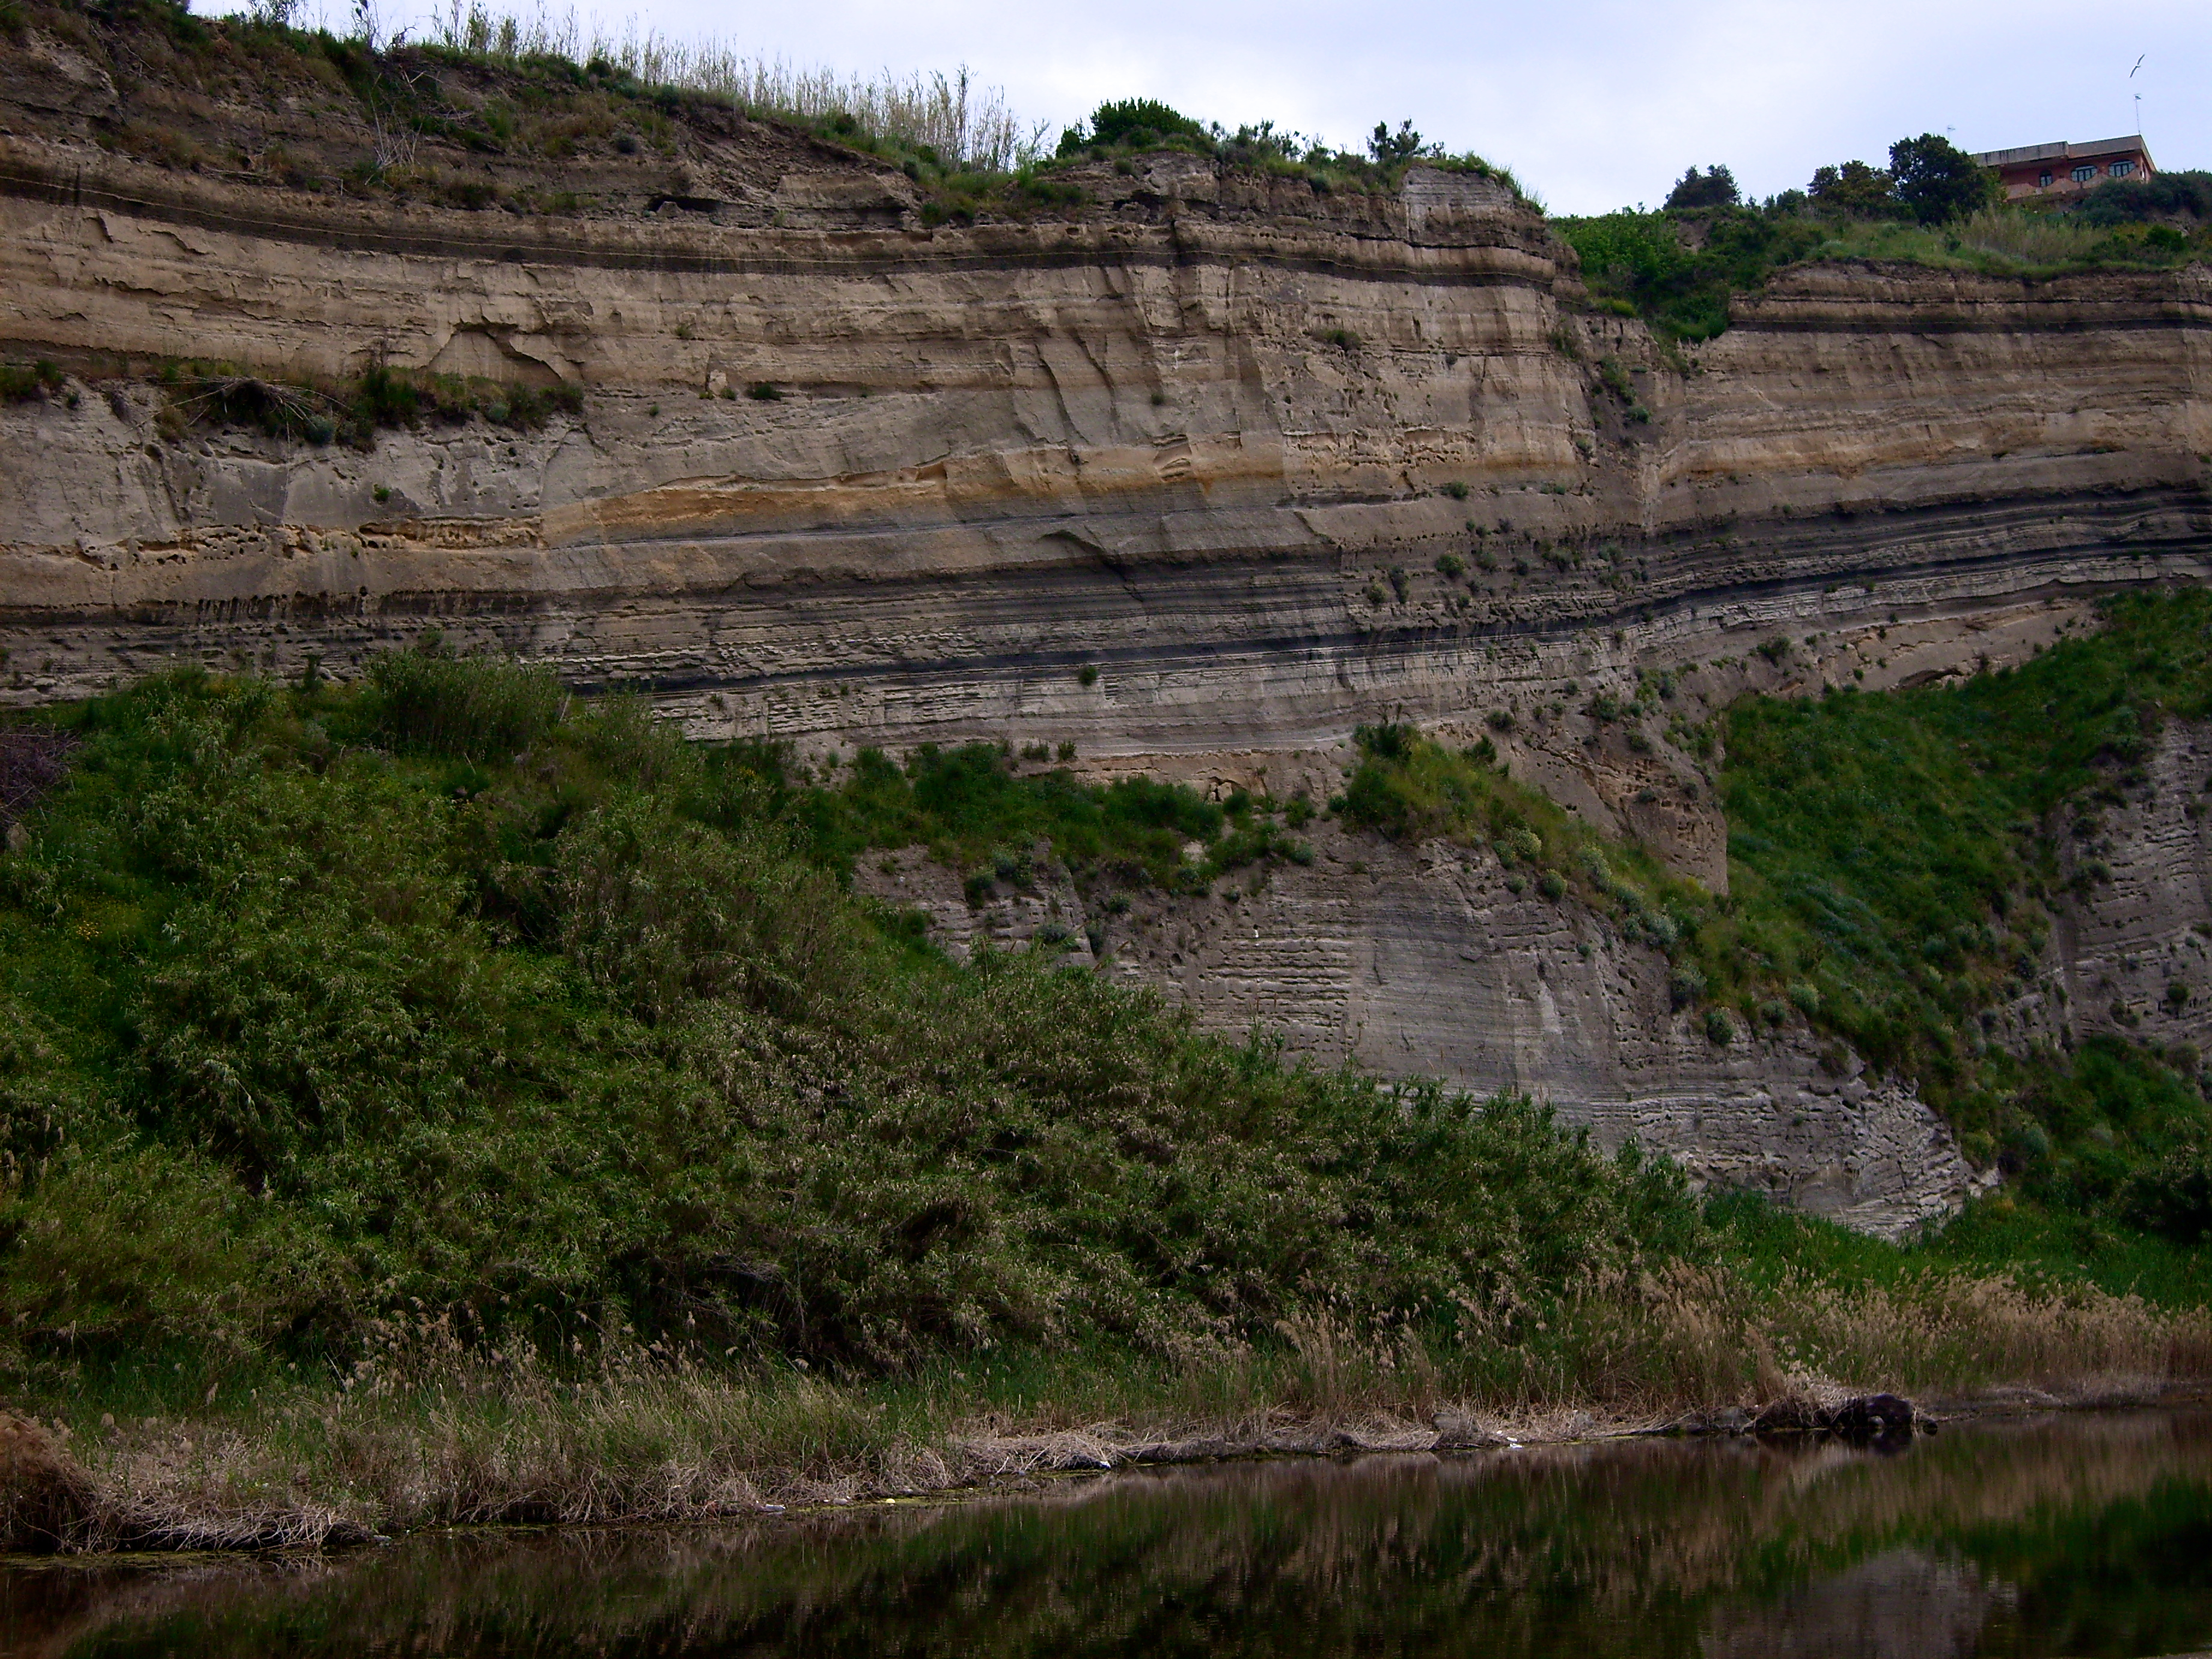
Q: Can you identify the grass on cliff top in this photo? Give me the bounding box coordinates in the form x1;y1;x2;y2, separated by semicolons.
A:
20;0;1530;227
1556;201;2211;340
17;0;1043;216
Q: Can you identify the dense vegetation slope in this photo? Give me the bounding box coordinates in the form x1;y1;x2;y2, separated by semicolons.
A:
0;652;1697;1384
2;597;2210;1428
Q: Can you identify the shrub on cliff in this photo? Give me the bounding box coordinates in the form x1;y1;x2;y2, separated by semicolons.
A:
2122;1141;2212;1244
1057;99;1211;157
1554;208;1828;340
0;361;64;403
2076;169;2212;228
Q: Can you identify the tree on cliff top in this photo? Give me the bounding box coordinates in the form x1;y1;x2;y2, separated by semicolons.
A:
1807;136;1999;224
1367;120;1429;168
1664;165;1741;211
1889;132;2002;224
1809;157;1896;217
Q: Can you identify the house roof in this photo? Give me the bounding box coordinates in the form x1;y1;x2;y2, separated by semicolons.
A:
1970;135;2155;170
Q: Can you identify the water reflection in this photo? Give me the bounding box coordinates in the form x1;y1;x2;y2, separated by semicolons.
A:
1704;1547;2004;1659
5;1410;2211;1658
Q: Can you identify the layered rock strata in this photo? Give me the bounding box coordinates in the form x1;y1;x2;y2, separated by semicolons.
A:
857;822;1990;1239
1;90;2209;1230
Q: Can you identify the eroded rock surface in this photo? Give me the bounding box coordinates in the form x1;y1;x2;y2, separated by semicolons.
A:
861;822;1986;1239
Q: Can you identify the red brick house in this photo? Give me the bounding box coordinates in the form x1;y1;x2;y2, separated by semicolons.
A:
1970;135;2157;200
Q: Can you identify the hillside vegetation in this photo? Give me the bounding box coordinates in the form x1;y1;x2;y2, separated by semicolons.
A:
0;652;1701;1383
1558;199;2209;340
2;626;2210;1543
1339;591;2212;1270
4;605;2210;1377
1559;142;2210;339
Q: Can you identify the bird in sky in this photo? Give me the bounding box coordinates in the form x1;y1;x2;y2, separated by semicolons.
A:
2130;54;2145;76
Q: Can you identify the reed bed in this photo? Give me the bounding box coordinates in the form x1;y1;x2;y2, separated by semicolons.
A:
10;1263;2205;1553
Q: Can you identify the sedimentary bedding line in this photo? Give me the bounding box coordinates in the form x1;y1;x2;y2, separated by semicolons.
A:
518;542;2212;697
0;167;1551;290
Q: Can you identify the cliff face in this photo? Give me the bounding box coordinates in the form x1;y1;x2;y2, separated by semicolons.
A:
857;820;1989;1239
2;36;2210;1230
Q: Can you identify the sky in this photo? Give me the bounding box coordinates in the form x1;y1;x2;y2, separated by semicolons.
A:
283;0;2207;215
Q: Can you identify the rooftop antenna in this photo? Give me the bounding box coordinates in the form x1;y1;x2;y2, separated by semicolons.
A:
2130;53;2145;137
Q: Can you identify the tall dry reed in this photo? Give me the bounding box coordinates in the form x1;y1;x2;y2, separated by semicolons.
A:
23;1262;2207;1552
425;0;1049;171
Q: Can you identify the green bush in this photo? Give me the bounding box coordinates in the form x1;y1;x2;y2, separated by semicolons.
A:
363;639;564;760
2075;168;2212;228
1669;965;1707;1010
765;738;1227;890
1057;98;1209;157
2120;1143;2212;1244
0;1142;326;1358
0;360;63;402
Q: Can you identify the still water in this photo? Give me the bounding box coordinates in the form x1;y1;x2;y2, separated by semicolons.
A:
6;1410;2212;1658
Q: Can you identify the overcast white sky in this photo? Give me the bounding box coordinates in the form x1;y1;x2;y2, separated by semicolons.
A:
275;0;2208;214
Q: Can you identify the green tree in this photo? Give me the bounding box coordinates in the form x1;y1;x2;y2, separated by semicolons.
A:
1889;132;2000;224
1367;120;1426;167
1808;157;1895;217
1664;165;1740;210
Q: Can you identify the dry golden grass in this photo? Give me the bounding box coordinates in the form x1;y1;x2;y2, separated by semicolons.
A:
429;1;1048;171
11;1262;2205;1553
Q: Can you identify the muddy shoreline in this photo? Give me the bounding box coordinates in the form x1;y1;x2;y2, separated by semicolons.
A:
7;1376;2210;1557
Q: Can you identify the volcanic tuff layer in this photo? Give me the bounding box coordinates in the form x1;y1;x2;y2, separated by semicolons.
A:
1;41;2210;1230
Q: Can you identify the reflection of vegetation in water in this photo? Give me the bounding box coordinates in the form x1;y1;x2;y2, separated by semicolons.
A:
18;1414;2212;1658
